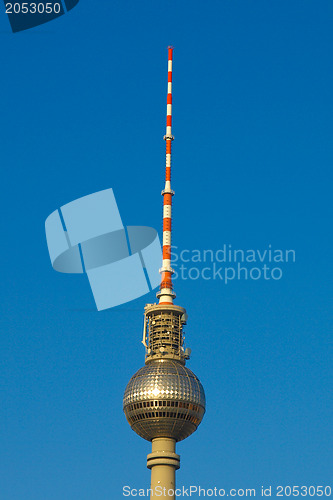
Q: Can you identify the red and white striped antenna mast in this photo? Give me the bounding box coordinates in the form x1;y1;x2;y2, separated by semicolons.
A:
157;46;176;305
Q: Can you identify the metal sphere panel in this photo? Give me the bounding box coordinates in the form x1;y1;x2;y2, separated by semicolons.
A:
123;359;205;441
123;360;205;405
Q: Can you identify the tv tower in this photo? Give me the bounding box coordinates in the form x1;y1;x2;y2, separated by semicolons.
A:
123;48;206;498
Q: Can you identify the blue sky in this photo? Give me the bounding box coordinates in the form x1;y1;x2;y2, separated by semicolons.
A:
0;1;332;498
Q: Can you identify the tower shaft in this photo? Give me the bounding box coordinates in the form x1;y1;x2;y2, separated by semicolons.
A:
147;438;180;499
158;47;175;304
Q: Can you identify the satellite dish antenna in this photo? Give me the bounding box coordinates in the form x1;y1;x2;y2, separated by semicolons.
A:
181;313;188;324
184;348;191;359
